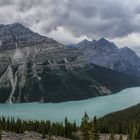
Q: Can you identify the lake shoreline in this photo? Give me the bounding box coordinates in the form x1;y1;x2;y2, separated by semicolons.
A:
0;87;140;124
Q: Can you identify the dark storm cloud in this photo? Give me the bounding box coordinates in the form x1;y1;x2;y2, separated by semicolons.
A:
0;0;140;39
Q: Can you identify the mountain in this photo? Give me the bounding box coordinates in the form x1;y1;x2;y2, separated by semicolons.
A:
0;23;45;51
69;38;140;76
0;23;85;74
1;62;140;103
0;23;140;103
131;46;140;57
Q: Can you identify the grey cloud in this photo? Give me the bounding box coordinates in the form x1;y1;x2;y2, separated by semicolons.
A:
0;0;13;5
0;0;140;41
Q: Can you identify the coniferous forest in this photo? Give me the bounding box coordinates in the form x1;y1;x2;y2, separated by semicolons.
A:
0;103;140;139
99;103;140;140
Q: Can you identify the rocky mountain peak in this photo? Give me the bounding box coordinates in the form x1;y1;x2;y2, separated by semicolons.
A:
78;39;93;48
0;23;43;43
119;47;140;60
70;38;140;76
98;38;108;43
121;46;136;54
92;39;96;43
0;23;59;51
76;38;117;50
95;38;117;49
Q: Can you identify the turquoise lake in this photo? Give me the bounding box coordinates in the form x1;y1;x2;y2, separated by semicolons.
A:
0;87;140;124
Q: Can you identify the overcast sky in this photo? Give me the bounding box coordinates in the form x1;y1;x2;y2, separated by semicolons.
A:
0;0;140;50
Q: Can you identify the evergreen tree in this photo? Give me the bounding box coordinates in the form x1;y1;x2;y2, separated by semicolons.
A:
90;116;99;140
48;132;52;140
119;135;123;140
42;132;46;139
41;124;46;139
109;133;115;140
131;126;138;140
80;112;90;140
64;117;69;137
118;123;122;134
73;121;77;132
0;130;2;140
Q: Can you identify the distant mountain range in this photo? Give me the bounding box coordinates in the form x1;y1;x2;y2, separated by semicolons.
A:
68;38;140;76
0;23;140;103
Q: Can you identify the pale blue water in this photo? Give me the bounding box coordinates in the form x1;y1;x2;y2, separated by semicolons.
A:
0;87;140;124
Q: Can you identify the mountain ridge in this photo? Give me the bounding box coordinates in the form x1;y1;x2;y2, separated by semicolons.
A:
0;23;140;103
68;38;140;76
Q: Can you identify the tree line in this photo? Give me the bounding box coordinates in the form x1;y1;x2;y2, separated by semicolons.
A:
0;113;100;140
0;110;139;140
0;116;76;139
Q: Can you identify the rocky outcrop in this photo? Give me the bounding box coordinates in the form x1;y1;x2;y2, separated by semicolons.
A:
1;131;72;140
73;131;127;140
1;131;128;140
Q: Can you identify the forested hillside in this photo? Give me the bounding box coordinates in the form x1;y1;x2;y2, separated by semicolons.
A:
99;103;140;139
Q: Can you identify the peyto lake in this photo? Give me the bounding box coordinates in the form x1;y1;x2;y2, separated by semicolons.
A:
0;87;140;124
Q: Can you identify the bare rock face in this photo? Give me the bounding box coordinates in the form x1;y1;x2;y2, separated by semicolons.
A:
0;23;45;51
0;23;85;103
1;131;128;140
0;23;140;103
69;38;140;76
0;23;83;68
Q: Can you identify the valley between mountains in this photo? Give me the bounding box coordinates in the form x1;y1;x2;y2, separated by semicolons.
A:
0;23;140;103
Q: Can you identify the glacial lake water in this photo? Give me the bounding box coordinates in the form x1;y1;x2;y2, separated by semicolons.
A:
0;87;140;124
